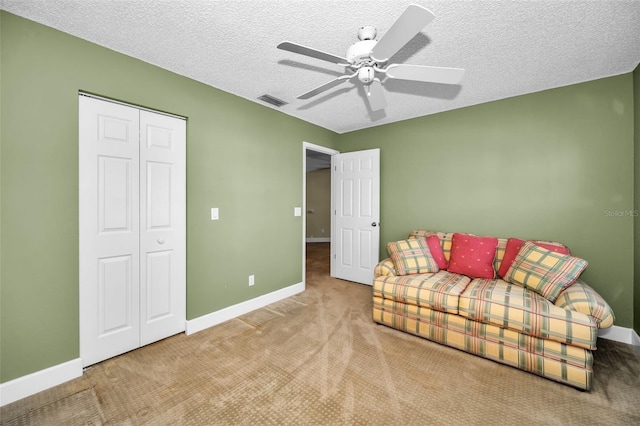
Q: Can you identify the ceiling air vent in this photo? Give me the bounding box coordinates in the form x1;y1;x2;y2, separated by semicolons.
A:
257;94;288;108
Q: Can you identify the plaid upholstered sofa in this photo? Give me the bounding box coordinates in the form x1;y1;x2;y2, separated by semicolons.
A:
372;230;615;390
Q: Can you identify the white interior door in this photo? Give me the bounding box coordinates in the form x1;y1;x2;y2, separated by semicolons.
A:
332;149;380;285
79;95;186;367
139;110;186;345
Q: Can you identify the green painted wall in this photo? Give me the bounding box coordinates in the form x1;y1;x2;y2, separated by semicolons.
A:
338;75;635;328
1;9;638;386
634;63;640;336
0;12;338;383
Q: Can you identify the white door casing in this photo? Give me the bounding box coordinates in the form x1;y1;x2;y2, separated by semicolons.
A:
79;95;186;367
332;149;380;285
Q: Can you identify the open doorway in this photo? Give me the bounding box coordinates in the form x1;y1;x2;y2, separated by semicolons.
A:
302;143;380;287
302;142;339;287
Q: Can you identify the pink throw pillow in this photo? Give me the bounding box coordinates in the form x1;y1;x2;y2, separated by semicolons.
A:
447;233;498;279
426;235;448;270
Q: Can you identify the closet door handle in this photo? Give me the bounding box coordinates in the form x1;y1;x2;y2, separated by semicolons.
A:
157;238;165;244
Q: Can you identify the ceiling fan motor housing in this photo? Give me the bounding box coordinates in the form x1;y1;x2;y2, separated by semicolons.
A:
346;39;377;64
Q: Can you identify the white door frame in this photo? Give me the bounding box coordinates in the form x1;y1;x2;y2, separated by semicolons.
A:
302;142;339;287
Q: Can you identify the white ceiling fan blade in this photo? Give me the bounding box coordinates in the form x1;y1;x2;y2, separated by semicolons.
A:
298;74;353;99
386;64;465;84
278;41;349;65
365;79;387;111
370;4;435;63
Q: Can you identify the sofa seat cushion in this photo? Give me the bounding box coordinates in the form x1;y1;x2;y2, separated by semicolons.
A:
373;271;471;314
458;279;597;349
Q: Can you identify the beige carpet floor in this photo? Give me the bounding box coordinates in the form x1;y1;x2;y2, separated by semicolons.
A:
1;243;639;425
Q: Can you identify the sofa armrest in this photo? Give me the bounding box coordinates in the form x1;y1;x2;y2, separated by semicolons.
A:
374;258;397;277
554;279;615;329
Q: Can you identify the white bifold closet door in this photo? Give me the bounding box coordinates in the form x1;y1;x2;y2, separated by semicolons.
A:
79;95;186;367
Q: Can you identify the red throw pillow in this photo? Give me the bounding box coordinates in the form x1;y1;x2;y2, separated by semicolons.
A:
447;233;498;279
498;238;571;278
498;238;525;278
534;241;571;255
426;235;448;270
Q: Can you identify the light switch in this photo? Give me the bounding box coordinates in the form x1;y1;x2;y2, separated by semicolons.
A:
211;208;219;220
294;207;302;216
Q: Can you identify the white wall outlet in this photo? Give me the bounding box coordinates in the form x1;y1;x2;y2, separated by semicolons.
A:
294;207;302;216
248;274;255;286
210;207;219;220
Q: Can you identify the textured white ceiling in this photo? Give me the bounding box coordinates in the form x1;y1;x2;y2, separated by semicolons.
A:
2;1;639;134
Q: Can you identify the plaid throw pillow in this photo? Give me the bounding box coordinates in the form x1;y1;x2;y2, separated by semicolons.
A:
498;238;572;278
387;238;440;276
504;241;587;302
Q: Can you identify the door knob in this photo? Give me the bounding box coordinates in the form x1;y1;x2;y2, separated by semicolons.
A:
157;238;165;244
371;222;377;227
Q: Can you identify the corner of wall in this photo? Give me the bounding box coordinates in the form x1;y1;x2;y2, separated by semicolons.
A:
634;63;640;337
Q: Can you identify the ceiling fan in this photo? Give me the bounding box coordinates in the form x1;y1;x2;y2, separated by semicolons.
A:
277;4;465;111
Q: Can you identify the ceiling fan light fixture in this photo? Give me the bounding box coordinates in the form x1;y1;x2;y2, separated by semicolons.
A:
358;67;375;84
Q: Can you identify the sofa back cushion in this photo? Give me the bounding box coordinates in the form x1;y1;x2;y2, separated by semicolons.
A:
493;238;508;275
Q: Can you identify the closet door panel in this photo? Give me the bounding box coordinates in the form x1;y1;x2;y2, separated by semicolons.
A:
79;96;141;367
139;110;186;346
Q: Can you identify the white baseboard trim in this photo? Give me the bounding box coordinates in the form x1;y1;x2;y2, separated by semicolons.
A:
305;237;330;243
0;358;83;407
186;281;305;336
598;325;640;345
